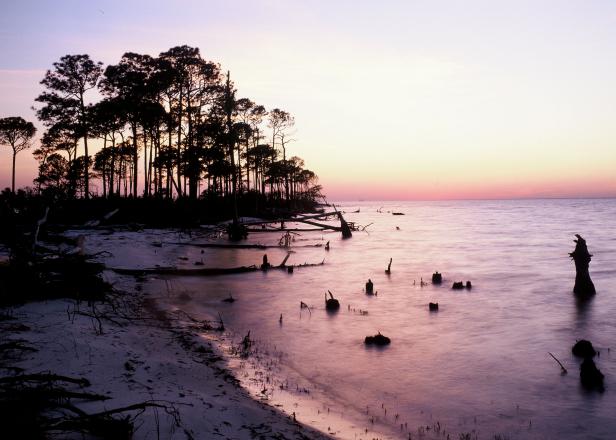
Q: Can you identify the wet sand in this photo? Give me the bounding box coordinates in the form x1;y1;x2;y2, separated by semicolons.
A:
0;272;331;440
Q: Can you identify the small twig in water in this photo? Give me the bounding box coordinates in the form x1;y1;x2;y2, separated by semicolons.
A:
548;352;568;374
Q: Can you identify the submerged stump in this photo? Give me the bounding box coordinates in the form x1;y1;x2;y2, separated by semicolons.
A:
365;279;374;295
337;212;353;239
432;272;442;284
365;332;391;346
325;291;340;311
572;340;596;358
580;358;604;391
570;234;596;297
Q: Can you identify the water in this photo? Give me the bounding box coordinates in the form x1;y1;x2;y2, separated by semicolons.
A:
119;199;616;439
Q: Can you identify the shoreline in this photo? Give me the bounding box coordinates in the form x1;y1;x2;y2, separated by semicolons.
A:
0;274;332;440
144;275;403;440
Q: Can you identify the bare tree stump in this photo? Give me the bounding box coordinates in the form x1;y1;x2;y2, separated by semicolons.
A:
570;234;596;296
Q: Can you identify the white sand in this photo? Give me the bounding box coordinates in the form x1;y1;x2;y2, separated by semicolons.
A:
1;287;330;439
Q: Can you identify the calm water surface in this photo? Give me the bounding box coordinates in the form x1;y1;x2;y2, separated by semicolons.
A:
130;199;616;439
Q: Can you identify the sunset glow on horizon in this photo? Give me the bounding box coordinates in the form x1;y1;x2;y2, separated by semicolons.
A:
1;0;615;200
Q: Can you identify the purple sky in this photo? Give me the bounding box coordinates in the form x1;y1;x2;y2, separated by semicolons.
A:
1;1;616;199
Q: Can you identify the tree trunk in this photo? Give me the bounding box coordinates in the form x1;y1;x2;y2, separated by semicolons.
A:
177;89;183;198
131;122;139;197
11;149;16;193
143;129;148;197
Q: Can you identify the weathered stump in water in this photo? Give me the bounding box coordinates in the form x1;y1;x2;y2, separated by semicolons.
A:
572;340;596;358
580;358;604;391
570;234;596;297
452;281;464;290
365;332;391;346
261;254;271;270
337;212;353;239
429;302;439;311
365;279;374;295
432;272;442;284
325;291;340;311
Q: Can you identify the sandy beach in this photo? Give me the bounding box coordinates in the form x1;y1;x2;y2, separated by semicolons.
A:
0;269;331;440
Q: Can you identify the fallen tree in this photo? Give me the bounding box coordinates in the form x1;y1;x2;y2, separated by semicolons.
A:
111;259;325;277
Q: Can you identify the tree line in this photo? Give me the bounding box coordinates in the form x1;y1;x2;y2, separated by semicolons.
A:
1;45;321;206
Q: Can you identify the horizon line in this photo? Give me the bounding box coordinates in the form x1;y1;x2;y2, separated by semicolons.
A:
327;195;616;203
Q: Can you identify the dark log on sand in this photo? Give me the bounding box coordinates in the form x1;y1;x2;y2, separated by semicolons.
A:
570;234;596;296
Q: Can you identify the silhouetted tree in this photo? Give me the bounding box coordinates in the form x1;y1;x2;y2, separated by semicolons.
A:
0;116;37;193
30;45;322;209
90;97;126;197
268;108;295;200
101;53;160;196
36;54;103;198
34;153;69;197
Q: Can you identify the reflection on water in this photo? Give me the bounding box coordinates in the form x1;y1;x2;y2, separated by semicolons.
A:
152;199;615;439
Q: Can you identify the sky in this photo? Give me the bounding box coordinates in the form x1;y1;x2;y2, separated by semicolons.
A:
1;0;615;200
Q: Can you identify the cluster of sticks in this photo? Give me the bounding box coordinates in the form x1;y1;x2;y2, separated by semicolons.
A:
0;373;182;439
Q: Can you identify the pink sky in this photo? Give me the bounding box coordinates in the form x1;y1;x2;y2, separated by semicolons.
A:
1;1;615;200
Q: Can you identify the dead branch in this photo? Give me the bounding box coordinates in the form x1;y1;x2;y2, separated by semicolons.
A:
548;352;568;374
0;373;90;387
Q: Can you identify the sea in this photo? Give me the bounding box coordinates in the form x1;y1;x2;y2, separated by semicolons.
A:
106;199;616;439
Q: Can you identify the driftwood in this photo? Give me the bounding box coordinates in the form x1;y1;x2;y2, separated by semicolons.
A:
332;205;353;239
548;352;568;374
292;218;342;232
0;373;169;439
111;259;325;277
169;242;323;249
300;301;312;315
246;227;329;233
0;373;90;387
292;211;338;221
570;234;596;296
238;209;358;237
